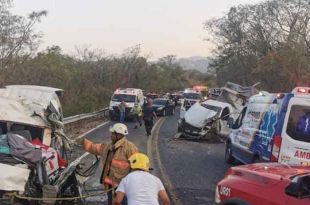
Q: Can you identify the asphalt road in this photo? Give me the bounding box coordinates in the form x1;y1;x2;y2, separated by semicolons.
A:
77;109;233;205
78;119;151;204
157;110;231;205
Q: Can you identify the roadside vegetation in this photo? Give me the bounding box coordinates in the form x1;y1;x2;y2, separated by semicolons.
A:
1;0;309;116
205;0;310;91
0;0;213;116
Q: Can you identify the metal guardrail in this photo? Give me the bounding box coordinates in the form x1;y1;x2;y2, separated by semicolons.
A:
63;107;109;124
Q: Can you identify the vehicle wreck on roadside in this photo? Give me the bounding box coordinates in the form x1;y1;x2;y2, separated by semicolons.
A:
177;82;259;140
0;85;87;205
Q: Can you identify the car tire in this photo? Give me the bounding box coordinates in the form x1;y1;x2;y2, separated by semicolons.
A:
252;155;260;163
225;142;235;164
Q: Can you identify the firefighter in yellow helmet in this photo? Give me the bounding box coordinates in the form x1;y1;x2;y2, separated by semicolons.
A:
84;123;138;205
114;153;170;205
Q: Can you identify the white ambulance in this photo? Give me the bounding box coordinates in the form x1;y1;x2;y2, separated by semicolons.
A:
225;87;310;166
109;88;144;120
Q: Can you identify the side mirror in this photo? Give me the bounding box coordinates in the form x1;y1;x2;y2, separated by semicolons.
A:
227;117;234;128
285;178;301;198
285;175;310;199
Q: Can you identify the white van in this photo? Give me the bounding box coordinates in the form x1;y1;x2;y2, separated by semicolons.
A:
109;88;144;120
225;87;310;166
180;89;202;118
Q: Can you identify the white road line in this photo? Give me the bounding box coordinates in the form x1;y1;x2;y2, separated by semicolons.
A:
76;120;111;139
148;117;183;205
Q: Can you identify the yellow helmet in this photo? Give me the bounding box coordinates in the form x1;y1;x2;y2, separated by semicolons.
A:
128;153;150;171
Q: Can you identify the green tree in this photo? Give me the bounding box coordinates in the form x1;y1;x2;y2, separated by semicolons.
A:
205;0;310;90
0;0;46;69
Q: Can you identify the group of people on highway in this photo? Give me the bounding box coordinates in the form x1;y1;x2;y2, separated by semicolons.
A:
84;122;170;205
118;97;157;136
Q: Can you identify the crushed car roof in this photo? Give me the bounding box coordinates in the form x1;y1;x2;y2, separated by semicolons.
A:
0;85;63;127
202;99;232;109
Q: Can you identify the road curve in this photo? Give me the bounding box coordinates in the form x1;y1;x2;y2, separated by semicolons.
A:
154;110;232;205
78;110;232;205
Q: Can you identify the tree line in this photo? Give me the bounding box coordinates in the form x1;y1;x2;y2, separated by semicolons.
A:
205;0;310;92
0;0;213;116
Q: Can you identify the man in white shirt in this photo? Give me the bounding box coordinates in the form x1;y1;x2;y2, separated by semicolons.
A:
114;153;170;205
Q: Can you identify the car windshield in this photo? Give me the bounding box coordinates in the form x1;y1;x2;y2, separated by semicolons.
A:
153;99;167;105
201;104;222;114
112;94;136;102
183;93;201;99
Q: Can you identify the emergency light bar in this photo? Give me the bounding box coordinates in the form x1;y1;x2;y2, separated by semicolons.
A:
276;93;284;99
292;87;310;94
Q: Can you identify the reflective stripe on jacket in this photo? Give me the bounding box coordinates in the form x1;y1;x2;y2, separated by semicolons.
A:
84;137;138;188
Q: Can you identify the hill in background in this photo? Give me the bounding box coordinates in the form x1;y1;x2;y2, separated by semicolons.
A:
175;56;210;73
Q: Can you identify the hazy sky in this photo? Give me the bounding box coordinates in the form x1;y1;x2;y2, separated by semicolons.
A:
12;0;264;59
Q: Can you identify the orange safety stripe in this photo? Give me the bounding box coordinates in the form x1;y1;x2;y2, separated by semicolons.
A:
95;144;102;155
84;139;93;152
111;159;130;170
90;143;101;155
104;176;119;187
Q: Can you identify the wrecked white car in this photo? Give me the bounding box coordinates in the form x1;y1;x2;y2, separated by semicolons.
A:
0;85;86;205
178;100;238;139
177;82;259;139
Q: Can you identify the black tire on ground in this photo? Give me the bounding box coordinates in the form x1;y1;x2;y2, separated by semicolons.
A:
252;155;260;163
225;142;235;164
177;125;182;133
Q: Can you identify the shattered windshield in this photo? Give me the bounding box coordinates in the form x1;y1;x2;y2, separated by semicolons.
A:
112;94;136;103
201;104;222;115
183;93;201;100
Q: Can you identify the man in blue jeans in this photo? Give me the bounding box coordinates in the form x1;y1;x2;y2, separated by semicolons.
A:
118;101;127;123
142;99;157;136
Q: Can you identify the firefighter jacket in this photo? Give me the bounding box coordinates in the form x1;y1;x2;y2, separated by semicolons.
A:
84;137;138;188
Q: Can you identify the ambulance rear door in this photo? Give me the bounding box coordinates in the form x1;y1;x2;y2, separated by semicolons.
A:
279;95;310;165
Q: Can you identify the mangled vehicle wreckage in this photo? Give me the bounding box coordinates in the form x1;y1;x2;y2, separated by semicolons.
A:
0;85;86;205
177;82;259;139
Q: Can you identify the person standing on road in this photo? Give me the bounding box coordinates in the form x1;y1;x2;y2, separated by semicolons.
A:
143;99;157;136
83;123;138;205
118;101;127;123
114;153;170;205
132;103;142;129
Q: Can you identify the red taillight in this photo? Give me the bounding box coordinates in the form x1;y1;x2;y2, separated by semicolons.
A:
271;135;282;162
276;93;284;99
298;88;307;93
